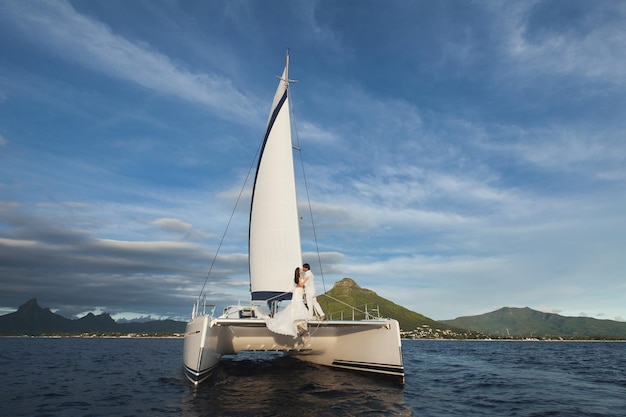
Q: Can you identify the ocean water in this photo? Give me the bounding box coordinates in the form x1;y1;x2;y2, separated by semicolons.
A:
1;338;624;416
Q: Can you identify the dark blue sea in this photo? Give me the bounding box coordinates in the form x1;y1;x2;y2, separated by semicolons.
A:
1;338;624;416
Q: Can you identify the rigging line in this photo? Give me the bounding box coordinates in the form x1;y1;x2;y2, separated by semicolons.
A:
197;131;264;300
289;86;328;302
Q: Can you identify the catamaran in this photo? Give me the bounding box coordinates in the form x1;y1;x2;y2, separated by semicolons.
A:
183;54;404;385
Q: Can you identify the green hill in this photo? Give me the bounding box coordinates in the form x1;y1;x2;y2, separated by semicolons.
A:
318;278;454;332
443;307;626;339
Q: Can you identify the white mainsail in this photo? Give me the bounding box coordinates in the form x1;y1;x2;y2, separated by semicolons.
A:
249;56;302;301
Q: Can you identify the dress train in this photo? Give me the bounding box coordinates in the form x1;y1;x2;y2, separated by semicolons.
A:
266;287;309;338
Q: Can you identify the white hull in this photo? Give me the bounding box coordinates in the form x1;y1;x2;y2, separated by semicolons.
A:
183;314;404;385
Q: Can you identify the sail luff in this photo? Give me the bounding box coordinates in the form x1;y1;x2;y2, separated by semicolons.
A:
249;58;302;301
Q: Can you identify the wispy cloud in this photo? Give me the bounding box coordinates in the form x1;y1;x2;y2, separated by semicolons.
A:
2;0;262;124
152;217;210;240
501;2;626;84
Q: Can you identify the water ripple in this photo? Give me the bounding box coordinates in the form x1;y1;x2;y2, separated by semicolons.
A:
1;338;625;416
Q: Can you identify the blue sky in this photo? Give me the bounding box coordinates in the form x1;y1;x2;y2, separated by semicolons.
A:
1;0;625;323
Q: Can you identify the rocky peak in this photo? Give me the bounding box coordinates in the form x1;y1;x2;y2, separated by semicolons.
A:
78;312;116;325
16;298;54;317
332;278;377;295
17;298;41;313
333;278;361;289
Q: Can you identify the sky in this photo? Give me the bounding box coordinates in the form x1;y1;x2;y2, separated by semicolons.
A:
1;0;625;323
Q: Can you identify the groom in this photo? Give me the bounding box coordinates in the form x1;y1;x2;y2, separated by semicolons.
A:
301;263;325;319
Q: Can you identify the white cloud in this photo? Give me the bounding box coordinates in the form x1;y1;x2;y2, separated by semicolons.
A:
152;217;210;240
2;0;262;124
502;2;626;84
297;120;338;144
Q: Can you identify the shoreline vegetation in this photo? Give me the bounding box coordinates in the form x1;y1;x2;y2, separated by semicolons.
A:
399;324;626;341
1;334;624;342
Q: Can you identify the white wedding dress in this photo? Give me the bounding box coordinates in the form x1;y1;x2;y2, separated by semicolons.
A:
266;287;309;338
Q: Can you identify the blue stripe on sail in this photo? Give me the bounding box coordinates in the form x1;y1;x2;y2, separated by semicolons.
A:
262;89;289;150
251;291;293;302
249;88;288;224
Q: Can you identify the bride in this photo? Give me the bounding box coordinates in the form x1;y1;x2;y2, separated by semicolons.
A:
266;267;309;338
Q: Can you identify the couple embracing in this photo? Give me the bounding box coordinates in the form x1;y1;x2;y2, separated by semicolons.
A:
266;263;325;338
295;263;324;319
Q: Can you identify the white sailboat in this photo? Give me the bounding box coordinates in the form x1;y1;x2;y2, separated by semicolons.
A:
183;54;404;385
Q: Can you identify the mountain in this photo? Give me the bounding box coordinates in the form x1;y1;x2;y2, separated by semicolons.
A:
0;298;186;336
443;307;626;339
9;293;623;340
0;298;71;334
320;278;456;333
2;283;458;337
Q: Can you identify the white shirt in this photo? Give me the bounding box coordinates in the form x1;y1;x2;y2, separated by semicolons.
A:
303;270;315;294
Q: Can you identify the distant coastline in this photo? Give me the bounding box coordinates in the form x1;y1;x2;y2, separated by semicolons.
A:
3;297;625;340
3;335;624;342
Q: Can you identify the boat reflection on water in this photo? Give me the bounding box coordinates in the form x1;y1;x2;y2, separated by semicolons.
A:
179;352;413;417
